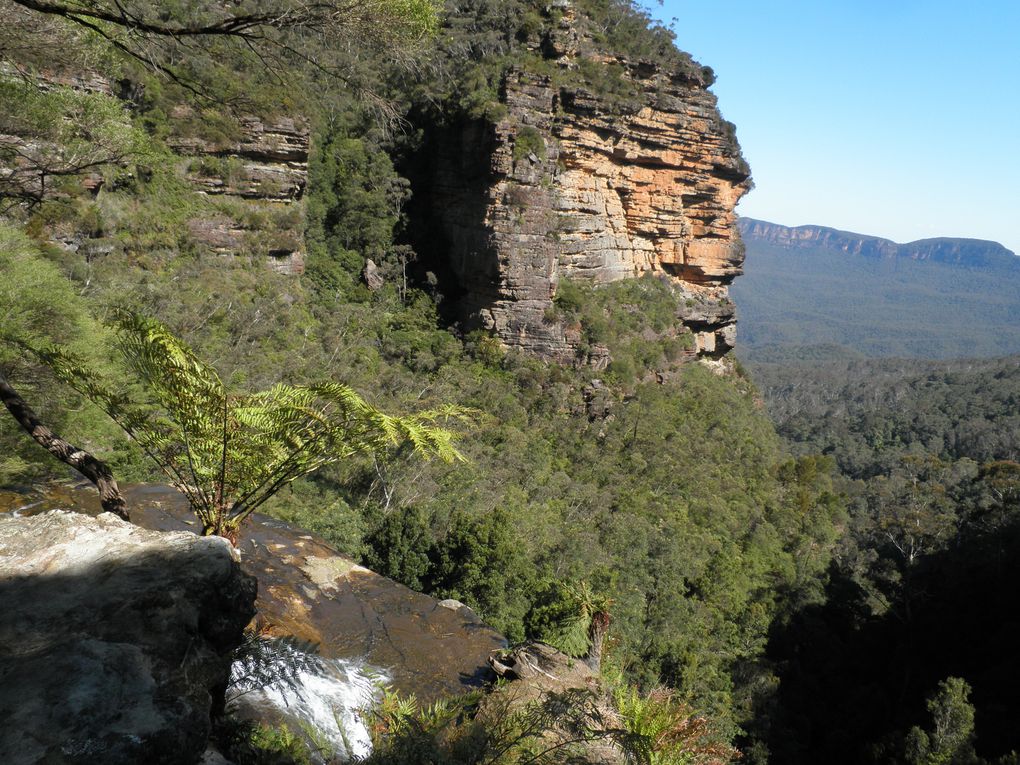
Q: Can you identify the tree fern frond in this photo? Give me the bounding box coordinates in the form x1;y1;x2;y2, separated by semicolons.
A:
110;311;226;443
24;312;471;540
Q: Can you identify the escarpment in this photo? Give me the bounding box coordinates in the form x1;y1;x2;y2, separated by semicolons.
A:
0;65;309;275
3;3;750;365
407;3;751;363
740;218;1019;270
171;108;310;275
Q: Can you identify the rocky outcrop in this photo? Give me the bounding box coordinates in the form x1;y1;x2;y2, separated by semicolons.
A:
2;483;506;702
411;3;751;363
739;217;1019;270
171;108;310;275
0;510;256;765
170;111;309;204
485;642;625;764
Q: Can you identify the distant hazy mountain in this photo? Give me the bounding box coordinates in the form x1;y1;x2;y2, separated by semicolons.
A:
732;218;1020;361
739;218;1019;270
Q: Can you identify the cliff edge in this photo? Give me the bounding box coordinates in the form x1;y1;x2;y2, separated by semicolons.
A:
408;1;752;363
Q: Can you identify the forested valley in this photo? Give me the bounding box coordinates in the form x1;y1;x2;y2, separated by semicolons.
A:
0;1;1017;763
745;356;1020;763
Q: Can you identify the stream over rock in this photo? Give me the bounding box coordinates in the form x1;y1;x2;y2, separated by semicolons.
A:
228;640;386;760
1;484;507;758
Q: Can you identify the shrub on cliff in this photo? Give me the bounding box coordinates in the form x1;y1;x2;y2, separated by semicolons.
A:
411;0;715;126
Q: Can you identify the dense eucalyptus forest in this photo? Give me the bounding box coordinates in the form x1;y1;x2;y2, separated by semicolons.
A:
745;356;1020;763
1;1;1017;763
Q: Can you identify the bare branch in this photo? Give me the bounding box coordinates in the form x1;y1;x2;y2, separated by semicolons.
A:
0;369;128;520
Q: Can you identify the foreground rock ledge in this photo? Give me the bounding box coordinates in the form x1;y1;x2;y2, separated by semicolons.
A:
0;510;257;765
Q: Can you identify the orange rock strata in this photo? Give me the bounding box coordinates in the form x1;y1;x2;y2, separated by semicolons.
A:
413;21;751;363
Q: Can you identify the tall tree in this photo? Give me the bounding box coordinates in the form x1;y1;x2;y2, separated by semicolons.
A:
0;224;129;502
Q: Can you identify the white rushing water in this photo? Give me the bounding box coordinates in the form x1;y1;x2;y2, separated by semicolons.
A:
228;639;388;761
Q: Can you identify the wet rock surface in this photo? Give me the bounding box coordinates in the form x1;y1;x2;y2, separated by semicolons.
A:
0;509;256;765
2;484;507;705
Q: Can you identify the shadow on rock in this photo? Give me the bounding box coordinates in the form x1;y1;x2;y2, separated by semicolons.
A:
0;510;256;765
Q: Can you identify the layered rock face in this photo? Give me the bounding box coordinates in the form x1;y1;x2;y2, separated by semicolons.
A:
0;65;310;275
740;218;1019;270
413;6;751;362
171;109;310;275
0;510;256;765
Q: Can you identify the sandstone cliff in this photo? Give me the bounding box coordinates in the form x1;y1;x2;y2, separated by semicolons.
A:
740;217;1019;270
171;108;310;275
0;66;309;275
409;3;751;362
3;4;750;365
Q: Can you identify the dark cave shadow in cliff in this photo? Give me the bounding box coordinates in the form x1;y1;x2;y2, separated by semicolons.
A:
756;517;1020;764
399;117;504;332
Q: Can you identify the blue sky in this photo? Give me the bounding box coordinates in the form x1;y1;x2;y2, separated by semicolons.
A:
650;1;1020;254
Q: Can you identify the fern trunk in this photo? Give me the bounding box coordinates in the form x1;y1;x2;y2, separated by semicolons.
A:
585;610;611;672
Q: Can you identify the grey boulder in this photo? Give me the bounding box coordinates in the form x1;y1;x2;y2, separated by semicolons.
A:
0;510;256;764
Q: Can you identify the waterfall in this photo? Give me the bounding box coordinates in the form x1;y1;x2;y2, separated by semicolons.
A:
228;637;388;761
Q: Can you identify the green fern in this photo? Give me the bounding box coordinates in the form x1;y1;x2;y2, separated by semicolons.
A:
534;581;612;658
33;311;467;540
614;686;739;765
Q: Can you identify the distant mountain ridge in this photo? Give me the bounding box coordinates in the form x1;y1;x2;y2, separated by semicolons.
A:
739;217;1019;271
732;218;1020;360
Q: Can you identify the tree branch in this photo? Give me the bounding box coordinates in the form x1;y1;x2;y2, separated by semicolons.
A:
10;0;287;38
0;369;129;520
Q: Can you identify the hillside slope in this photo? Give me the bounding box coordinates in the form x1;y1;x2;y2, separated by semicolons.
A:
0;2;837;755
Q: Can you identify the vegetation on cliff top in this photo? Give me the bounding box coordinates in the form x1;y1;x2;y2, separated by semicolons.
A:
26;310;465;540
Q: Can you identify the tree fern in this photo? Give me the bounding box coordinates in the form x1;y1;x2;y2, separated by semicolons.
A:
32;312;467;541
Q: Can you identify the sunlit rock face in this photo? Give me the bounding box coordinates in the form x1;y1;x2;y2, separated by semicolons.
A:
0;64;309;276
485;642;627;765
0;509;256;765
409;4;751;362
170;109;310;275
